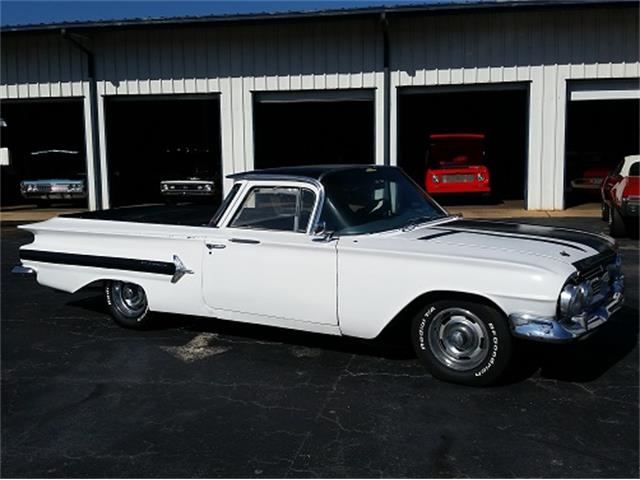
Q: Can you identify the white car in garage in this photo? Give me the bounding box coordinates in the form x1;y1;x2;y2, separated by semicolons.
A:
13;165;624;385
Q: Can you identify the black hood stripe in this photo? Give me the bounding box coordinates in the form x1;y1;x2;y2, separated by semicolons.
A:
417;231;458;241
430;228;587;252
435;219;613;253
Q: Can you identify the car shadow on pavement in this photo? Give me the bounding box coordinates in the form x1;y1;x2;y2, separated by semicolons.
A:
67;293;638;384
504;305;639;384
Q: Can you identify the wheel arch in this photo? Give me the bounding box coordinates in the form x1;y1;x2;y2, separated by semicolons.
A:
376;290;508;341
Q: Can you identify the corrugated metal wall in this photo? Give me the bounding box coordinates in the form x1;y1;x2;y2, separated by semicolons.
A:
1;5;638;209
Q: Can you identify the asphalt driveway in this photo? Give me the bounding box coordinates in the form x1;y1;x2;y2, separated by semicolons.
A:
1;217;638;478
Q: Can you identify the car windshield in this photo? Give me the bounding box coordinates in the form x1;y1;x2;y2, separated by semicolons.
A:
319;167;448;235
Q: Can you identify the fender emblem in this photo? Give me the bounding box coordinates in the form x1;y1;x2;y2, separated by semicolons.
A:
172;255;194;283
560;250;570;257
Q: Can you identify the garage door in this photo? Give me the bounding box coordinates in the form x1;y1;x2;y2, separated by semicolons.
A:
253;89;375;169
397;83;529;207
565;79;640;207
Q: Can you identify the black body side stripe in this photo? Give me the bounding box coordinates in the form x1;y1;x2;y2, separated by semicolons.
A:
20;249;175;276
417;231;457;241
432;228;587;252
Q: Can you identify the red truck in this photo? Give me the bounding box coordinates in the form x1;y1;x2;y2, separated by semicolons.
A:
424;133;490;195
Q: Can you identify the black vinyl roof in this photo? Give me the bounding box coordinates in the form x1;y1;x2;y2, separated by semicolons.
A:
2;0;635;34
228;164;387;181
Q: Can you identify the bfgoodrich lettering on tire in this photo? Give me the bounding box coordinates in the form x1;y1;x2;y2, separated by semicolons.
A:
105;280;153;329
411;300;512;386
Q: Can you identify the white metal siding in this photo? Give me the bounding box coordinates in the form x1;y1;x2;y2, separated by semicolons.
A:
389;6;639;209
1;5;638;209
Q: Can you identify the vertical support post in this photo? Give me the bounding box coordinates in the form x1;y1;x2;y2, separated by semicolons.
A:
62;29;103;210
381;12;391;166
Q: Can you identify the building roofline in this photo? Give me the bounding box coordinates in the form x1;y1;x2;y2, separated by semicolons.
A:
1;0;636;34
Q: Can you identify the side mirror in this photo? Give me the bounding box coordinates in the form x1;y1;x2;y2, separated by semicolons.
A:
312;221;327;236
311;221;336;242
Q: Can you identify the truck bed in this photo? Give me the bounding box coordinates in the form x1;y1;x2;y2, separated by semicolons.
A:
62;204;217;227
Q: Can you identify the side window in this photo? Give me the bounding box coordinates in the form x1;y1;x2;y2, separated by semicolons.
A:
629;161;639;176
229;186;316;232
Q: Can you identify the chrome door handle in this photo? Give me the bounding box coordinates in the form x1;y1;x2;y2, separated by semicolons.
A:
206;243;226;250
229;238;260;245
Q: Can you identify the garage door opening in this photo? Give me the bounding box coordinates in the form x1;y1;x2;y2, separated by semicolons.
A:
565;99;639;208
253;90;375;169
397;86;529;207
0;100;87;209
105;96;222;208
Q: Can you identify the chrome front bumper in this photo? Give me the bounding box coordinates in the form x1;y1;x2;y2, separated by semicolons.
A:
509;276;625;342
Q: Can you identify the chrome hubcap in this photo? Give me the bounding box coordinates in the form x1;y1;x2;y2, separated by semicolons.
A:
112;282;147;317
427;308;490;371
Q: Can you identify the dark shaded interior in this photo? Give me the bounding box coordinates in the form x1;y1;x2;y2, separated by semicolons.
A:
253;100;374;169
397;88;529;206
565;99;640;207
105;96;222;207
0;100;86;207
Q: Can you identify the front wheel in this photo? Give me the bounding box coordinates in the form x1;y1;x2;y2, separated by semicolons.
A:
411;300;512;386
105;280;153;329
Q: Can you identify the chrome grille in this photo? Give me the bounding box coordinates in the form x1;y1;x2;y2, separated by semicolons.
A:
442;174;475;183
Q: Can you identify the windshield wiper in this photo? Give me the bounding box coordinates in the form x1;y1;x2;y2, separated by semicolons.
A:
402;215;442;231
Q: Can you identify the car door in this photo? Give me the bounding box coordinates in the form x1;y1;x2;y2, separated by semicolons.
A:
202;182;338;325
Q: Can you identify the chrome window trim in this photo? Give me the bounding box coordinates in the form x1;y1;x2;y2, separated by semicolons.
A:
219;177;325;235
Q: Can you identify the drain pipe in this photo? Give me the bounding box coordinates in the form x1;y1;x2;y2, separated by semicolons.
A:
380;12;391;166
61;28;103;210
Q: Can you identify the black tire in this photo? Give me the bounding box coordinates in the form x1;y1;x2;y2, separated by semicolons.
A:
601;202;610;222
105;280;153;329
608;207;626;238
411;300;513;386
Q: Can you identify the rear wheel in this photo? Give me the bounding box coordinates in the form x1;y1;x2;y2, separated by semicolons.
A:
608;207;626;237
105;280;152;329
411;300;512;386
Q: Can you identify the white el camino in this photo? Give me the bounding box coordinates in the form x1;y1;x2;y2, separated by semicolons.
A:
13;165;625;385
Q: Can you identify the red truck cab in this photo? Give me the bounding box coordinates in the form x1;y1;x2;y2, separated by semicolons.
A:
424;133;490;195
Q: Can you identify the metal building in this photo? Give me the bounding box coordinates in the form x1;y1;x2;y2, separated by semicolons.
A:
1;0;638;211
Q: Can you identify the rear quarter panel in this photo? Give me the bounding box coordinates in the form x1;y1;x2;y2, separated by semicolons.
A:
19;218;208;317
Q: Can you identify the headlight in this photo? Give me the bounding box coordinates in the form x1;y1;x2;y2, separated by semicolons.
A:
477;173;485;182
161;184;169;191
559;281;592;318
431;175;440;184
204;184;212;192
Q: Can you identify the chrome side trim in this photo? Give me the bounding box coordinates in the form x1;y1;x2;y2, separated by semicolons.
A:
11;265;35;275
171;255;194;284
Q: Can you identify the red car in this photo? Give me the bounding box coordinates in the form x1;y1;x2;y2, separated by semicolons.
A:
424;133;490;195
601;154;639;237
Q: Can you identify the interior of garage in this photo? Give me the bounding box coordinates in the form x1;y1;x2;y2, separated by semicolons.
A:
0;100;86;208
105;96;222;207
565;99;639;208
397;87;529;207
253;93;375;169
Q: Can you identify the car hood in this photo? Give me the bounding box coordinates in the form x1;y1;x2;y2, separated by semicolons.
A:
379;218;615;270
